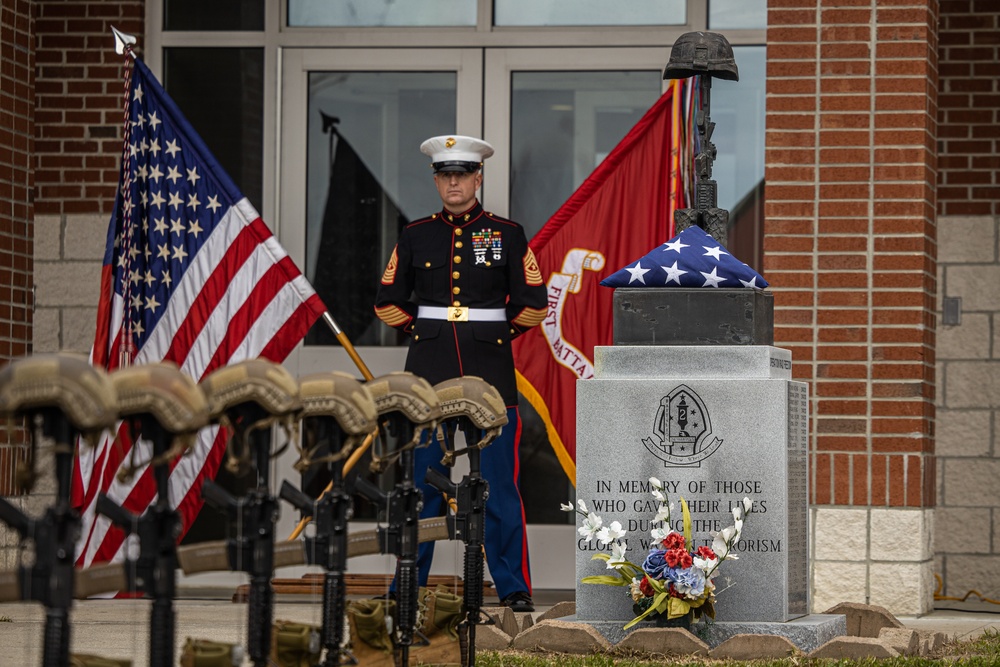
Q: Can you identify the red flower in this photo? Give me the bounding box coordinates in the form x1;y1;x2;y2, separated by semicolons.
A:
639;576;655;597
663;532;686;550
664;548;693;569
696;546;718;561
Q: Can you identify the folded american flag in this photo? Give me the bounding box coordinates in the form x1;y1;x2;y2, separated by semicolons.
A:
600;225;767;289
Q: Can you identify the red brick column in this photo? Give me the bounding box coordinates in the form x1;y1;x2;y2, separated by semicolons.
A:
937;3;999;216
0;0;36;495
765;0;938;613
34;0;144;217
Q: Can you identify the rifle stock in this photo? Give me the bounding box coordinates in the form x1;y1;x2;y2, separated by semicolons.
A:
73;563;128;599
0;496;30;536
175;517;451;575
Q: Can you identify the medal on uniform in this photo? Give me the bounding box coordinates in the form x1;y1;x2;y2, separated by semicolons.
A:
472;230;489;264
490;230;503;261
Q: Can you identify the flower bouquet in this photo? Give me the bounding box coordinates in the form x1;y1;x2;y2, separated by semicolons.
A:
564;477;752;630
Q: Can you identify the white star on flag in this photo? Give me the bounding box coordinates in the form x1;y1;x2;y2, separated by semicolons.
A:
700;267;726;287
703;245;729;260
662;238;689;253
661;261;687;285
625;261;651;284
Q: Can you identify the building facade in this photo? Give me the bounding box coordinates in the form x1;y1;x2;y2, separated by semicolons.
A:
2;0;998;615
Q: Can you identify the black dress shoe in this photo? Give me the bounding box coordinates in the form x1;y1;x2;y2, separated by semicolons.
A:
501;591;535;613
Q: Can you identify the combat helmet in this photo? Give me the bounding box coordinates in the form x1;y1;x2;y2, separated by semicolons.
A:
110;361;211;479
296;371;378;470
433;376;507;459
199;358;301;474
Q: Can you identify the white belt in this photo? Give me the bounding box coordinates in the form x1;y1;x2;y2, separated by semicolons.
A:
418;306;506;323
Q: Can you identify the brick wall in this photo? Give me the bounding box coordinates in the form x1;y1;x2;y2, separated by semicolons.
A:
766;0;938;508
32;1;144;356
935;0;1000;603
0;1;36;503
937;4;999;216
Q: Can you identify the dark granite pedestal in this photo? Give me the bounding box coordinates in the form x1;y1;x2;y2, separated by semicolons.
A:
613;287;773;345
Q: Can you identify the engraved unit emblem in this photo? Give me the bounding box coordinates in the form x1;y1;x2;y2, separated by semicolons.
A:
641;384;724;466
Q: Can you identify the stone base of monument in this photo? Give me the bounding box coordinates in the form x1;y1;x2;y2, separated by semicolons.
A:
565;614;847;654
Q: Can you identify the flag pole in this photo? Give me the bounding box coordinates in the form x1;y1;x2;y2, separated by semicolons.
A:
285;313;378;541
320;312;374;381
289;306;378;540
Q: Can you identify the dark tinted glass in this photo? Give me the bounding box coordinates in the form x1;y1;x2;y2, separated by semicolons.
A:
162;48;264;211
164;0;265;31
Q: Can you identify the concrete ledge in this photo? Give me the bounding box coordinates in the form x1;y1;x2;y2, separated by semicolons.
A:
810;636;899;659
574;614;846;653
616;627;709;656
709;634;800;660
823;601;903;637
509;620;611;654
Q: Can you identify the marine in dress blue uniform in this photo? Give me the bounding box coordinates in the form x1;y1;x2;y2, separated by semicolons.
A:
374;135;547;611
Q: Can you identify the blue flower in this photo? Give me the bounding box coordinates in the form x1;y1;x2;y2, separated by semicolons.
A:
669;565;707;598
642;548;669;579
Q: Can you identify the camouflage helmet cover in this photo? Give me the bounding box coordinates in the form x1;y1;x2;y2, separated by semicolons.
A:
199;358;301;419
0;353;117;435
365;372;441;425
298;371;377;436
110;361;211;435
432;376;507;432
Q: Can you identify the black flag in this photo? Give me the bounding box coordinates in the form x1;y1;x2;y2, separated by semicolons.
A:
307;115;409;345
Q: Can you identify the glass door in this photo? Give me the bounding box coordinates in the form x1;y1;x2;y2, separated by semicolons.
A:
279;48;483;379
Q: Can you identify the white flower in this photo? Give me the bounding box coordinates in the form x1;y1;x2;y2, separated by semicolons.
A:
607;540;629;569
693;556;714;572
578;512;603;540
732;505;742;523
651;487;667;503
650;526;670;544
577;499;587;514
596;520;626;546
654;502;673;524
649;476;662;490
560;502;574;512
629;577;644;602
711;525;739;559
742;497;753;514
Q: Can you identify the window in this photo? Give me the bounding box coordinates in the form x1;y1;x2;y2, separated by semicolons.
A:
164;0;265;30
288;0;476;27
494;0;686;26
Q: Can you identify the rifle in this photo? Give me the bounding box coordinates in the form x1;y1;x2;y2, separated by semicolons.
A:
173;516;449;574
92;417;181;667
279;418;356;666
424;420;494;667
353;413;425;667
200;403;279;667
0;409;79;667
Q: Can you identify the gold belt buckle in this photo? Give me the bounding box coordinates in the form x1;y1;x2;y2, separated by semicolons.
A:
448;306;469;322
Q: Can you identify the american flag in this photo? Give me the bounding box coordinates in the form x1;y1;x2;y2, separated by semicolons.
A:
599;225;768;289
74;55;326;567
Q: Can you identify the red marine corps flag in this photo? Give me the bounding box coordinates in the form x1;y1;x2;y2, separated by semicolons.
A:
512;80;694;482
74;42;326;567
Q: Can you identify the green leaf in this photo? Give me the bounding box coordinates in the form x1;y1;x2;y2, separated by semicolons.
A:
623;591;669;630
590;553;611;562
680;496;692;549
581;575;629;586
667;596;691;618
